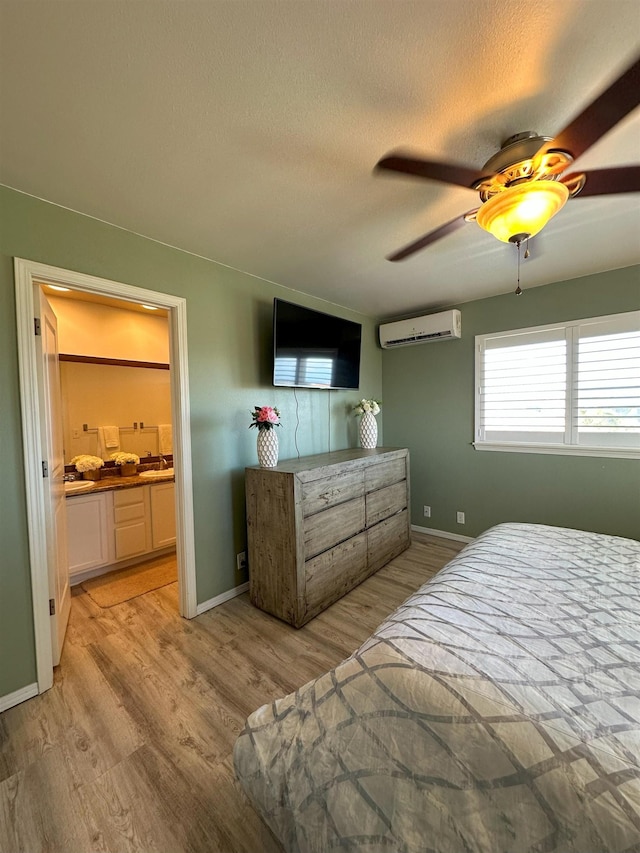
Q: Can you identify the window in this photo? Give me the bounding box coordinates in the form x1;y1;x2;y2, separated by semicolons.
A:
474;311;640;458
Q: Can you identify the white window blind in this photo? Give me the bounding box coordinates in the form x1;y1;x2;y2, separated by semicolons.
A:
575;317;640;448
475;311;640;458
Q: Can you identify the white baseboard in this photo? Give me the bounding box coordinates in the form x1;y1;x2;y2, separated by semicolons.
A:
0;682;38;713
411;524;474;544
196;581;249;615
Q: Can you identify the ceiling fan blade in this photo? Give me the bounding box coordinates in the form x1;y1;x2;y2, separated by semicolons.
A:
387;210;475;262
376;153;493;190
563;165;640;197
540;57;640;162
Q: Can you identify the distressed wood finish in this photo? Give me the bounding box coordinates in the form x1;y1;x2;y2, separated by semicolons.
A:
366;480;408;528
304;533;368;620
367;510;411;573
245;469;300;625
246;448;410;627
303;497;365;559
301;468;364;515
0;532;464;853
364;457;406;492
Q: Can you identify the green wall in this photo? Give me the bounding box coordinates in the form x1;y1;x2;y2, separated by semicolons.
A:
2;180;637;702
0;186;382;698
382;266;640;541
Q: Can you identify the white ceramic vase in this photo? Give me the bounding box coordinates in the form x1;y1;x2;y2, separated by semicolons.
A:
359;411;378;449
257;428;279;467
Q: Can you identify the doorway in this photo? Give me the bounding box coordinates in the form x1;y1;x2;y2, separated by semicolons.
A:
15;258;197;695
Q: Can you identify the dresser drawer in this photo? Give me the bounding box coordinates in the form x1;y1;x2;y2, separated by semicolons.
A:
303;497;365;560
366;480;408;528
301;469;364;516
367;509;410;573
304;533;367;622
364;458;406;493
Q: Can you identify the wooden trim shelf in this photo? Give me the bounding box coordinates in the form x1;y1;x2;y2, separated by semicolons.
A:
59;353;170;370
246;448;411;627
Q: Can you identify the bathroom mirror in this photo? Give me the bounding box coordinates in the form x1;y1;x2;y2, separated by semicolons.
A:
60;359;172;464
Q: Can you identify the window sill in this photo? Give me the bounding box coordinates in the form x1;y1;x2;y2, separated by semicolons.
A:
473;441;640;460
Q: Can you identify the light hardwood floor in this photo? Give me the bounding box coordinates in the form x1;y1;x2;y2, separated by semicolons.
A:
0;532;465;853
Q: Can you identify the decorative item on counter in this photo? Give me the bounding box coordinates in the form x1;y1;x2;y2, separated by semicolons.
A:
353;398;381;449
110;451;140;477
71;454;105;481
249;405;281;468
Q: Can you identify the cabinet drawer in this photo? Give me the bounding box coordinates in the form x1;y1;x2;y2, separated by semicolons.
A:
301;469;364;516
114;502;146;524
365;458;406;493
114;487;147;507
367;509;410;573
304;533;367;622
303;497;365;560
366;480;408;528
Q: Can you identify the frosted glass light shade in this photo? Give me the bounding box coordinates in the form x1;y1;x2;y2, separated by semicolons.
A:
476;180;569;243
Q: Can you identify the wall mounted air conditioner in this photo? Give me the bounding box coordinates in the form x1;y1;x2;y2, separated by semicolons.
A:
379;309;462;348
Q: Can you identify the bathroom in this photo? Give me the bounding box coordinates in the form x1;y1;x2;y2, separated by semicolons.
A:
45;285;178;608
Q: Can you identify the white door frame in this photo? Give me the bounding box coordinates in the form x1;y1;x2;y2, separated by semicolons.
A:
14;258;198;694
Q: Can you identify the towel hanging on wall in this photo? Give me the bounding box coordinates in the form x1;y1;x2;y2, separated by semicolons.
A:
158;424;173;455
97;425;120;458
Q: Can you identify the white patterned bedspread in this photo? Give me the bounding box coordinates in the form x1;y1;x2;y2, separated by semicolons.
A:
234;523;640;852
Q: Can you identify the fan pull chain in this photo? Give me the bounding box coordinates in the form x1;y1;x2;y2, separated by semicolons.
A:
515;240;523;296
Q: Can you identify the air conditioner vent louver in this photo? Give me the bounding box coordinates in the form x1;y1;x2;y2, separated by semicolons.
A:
385;331;453;346
379;310;461;348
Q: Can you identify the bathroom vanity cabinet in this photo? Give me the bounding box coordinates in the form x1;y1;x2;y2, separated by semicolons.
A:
66;491;114;575
66;481;176;582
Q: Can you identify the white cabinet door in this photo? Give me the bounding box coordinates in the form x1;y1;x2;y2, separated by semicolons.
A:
113;486;151;561
66;491;113;577
150;482;176;550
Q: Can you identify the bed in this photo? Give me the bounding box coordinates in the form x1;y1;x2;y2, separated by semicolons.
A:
233;523;640;852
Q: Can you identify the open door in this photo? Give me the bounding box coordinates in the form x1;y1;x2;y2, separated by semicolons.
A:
35;287;70;665
15;258;197;697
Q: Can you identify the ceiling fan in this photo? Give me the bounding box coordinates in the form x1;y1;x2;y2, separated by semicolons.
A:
375;57;640;262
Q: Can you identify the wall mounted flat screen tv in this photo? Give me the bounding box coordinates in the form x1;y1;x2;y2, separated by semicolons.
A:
273;299;361;390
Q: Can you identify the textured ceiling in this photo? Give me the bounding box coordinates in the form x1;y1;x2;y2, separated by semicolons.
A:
1;0;639;319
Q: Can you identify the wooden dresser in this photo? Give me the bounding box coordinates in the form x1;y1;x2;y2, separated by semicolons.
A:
245;447;410;627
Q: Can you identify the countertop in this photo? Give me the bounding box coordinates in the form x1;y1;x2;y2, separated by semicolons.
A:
65;471;175;497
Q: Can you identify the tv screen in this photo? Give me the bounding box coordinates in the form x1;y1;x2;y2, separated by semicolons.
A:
273;299;361;390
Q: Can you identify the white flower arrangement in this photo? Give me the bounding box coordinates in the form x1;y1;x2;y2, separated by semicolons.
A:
353;398;381;416
71;454;105;473
110;451;140;466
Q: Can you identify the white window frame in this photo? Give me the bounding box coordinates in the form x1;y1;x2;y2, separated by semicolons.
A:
474;310;640;460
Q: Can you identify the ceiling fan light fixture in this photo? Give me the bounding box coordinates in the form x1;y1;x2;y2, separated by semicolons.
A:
476;180;569;243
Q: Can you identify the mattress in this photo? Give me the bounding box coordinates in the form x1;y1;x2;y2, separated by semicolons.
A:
234;523;640;852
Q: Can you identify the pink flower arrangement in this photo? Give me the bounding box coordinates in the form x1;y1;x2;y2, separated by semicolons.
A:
249;405;282;431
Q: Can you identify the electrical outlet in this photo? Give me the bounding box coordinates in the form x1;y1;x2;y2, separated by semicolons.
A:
72;428;80;439
456;511;465;524
423;505;431;518
236;551;247;572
